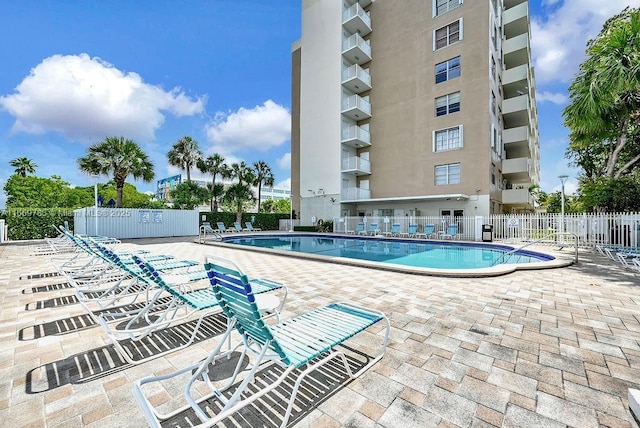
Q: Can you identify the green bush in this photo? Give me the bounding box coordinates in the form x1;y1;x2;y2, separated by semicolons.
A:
3;208;74;240
198;212;291;231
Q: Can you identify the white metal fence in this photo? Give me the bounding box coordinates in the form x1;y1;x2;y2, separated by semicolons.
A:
73;208;199;239
331;213;640;250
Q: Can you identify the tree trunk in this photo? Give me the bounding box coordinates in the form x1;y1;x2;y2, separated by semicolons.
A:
605;120;628;178
116;186;124;208
257;184;262;212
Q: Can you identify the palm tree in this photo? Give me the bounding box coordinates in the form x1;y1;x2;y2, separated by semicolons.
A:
167;136;203;182
253;160;274;212
77;136;154;208
229;161;255;187
563;8;640;180
197;154;230;212
223;183;255;223
10;157;37;177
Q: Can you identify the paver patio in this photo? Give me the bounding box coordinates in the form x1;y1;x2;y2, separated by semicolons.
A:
0;237;639;427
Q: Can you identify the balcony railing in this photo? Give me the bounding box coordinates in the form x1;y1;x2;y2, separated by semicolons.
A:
342;125;371;148
342;94;372;120
341;156;371;175
343;3;371;36
342;187;371;201
341;64;372;93
342;33;372;65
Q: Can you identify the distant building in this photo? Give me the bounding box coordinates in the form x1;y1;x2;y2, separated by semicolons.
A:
156;174;290;211
156;174;182;201
290;0;540;224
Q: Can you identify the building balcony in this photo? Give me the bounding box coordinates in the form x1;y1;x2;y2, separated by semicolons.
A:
503;125;530;157
341;64;372;94
503;94;531;128
342;186;371;201
502;187;535;207
503;33;530;69
503;0;527;9
343;3;371;36
502;157;532;182
345;0;372;7
342;34;372;65
503;63;534;101
503;1;529;39
342;125;371;148
341;156;371;176
342;94;372;120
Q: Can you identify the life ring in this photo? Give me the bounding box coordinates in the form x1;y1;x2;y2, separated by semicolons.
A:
317;218;323;226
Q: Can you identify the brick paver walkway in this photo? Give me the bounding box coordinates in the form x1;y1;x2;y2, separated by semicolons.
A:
0;237;639;427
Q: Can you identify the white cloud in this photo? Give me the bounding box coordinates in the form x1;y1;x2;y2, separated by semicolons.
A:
531;1;640;85
276;177;291;190
205;100;290;152
0;53;206;143
278;152;291;170
536;91;568;104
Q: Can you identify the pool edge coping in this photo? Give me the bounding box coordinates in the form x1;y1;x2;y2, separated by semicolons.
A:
200;232;574;277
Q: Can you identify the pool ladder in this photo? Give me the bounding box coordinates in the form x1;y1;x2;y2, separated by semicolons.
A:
492;231;579;266
198;226;222;244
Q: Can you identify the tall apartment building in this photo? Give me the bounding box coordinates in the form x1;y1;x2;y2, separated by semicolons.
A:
291;0;539;224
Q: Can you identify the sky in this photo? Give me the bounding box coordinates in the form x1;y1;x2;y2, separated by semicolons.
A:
1;0;639;208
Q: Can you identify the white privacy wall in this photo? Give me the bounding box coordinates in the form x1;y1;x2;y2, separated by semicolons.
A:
73;208;199;239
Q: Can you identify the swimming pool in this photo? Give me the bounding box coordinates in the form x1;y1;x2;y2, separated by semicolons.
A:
217;234;566;277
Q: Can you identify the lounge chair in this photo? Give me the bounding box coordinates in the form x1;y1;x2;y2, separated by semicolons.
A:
233;222;246;232
441;224;459;239
96;255;286;364
400;224;418;238
134;255;389;427
366;223;381;236
423;224;436;238
615;252;637;271
245;221;261;231
353;222;366;235
384;223;401;237
72;239;202;311
216;222;233;233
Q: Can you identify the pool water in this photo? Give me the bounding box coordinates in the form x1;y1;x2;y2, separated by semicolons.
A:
222;235;553;270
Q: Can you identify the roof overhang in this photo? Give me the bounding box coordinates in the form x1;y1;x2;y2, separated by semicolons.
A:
341;193;470;204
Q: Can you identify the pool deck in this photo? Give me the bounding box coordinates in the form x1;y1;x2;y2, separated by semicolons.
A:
1;236;639;427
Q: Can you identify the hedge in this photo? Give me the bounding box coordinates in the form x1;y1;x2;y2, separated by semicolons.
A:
198;212;291;231
1;208;75;240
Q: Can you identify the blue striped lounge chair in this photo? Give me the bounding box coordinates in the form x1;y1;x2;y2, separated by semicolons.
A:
366;223;381;235
353;222;366;235
384;223;401;237
400;224;418;238
441;224;459;239
95;255;286;365
133;255;389;427
216;222;233;233
245;221;261;231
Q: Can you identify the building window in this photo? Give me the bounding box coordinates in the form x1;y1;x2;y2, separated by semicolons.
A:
492;25;498;50
434;126;463;152
491;91;496;116
435;92;460;116
435;163;461;185
434;19;462;50
491;56;496;81
491;163;496;185
435;57;461;84
434;0;463;17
